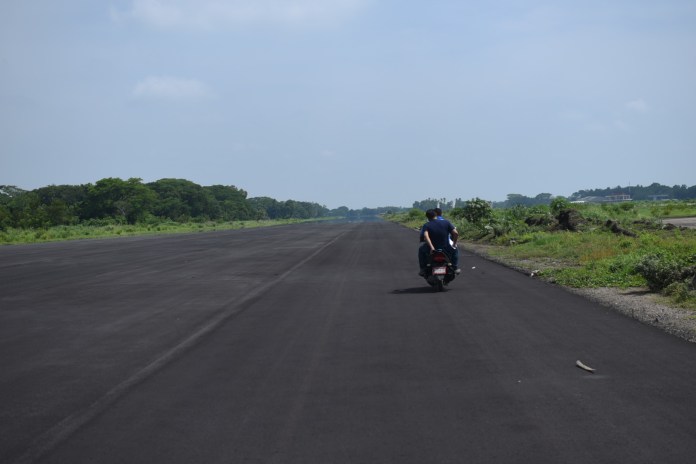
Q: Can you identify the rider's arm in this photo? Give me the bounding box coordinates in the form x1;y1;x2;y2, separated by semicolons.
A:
424;230;435;252
450;228;459;247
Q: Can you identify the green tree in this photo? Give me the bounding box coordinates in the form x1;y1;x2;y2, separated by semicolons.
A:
44;199;76;226
534;193;553;204
248;197;281;219
0;185;28;199
504;194;529;207
461;198;493;225
6;191;48;228
550;197;571;216
34;184;88;207
0;186;16;230
85;178;156;224
284;200;309;219
33;184;88;225
0;204;10;230
413;198;455;211
204;185;253;220
148;179;218;221
330;206;350;217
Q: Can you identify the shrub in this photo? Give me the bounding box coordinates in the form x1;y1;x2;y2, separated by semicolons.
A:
407;208;423;220
556;208;583;231
635;252;695;291
504;204;528;221
550;197;571;216
449;207;465;220
664;282;693;303
461;198;493;225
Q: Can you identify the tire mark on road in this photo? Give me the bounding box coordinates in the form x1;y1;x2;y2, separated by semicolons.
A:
269;224;365;463
12;229;351;464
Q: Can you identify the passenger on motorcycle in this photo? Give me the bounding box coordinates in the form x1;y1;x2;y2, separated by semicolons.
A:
418;209;460;276
418;207;446;241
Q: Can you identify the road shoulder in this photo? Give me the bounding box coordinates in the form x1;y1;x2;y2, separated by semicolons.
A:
460;242;696;343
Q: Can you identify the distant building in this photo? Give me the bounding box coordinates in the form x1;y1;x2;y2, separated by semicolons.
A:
574;194;631;203
605;194;632;202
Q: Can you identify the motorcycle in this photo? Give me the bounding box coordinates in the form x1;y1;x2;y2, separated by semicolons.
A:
423;249;456;292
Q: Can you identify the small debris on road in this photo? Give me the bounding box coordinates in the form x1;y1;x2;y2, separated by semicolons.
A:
576;360;595;373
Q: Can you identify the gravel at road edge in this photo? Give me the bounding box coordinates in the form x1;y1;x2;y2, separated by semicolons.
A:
461;243;696;344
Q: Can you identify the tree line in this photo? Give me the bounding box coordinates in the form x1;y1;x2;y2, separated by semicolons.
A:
499;184;696;208
0;178;354;230
412;183;696;211
569;183;696;201
5;178;691;231
495;184;696;208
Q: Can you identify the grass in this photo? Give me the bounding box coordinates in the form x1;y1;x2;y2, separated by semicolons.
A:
0;217;333;246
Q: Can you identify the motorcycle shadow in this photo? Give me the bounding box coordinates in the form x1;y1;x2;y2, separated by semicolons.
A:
390;287;442;294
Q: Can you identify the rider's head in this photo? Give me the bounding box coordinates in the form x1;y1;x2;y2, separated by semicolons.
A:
434;208;442;217
425;209;436;220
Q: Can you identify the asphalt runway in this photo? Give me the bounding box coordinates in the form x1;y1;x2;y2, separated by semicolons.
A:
665;217;696;228
2;220;695;463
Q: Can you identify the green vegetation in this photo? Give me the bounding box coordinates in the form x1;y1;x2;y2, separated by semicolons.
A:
0;179;335;229
0;218;333;245
491;182;696;208
571;183;696;202
0;178;409;245
386;199;696;309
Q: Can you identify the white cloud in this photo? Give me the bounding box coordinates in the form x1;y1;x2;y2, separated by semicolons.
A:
132;76;212;100
117;0;367;29
626;98;649;113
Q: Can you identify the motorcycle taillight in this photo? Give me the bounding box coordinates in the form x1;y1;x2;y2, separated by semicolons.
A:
432;254;447;263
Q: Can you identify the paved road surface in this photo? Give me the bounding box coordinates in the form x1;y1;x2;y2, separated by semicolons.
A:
1;220;695;463
665;217;696;228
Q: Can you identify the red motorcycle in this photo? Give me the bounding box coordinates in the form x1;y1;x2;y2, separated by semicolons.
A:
423;249;457;291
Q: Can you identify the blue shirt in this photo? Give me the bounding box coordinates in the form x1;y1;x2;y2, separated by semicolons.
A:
420;216;446;240
423;219;455;249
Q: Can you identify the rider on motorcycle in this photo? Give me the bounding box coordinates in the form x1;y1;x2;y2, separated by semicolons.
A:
418;209;460;276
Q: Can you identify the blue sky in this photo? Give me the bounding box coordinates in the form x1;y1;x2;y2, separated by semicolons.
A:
1;0;694;208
